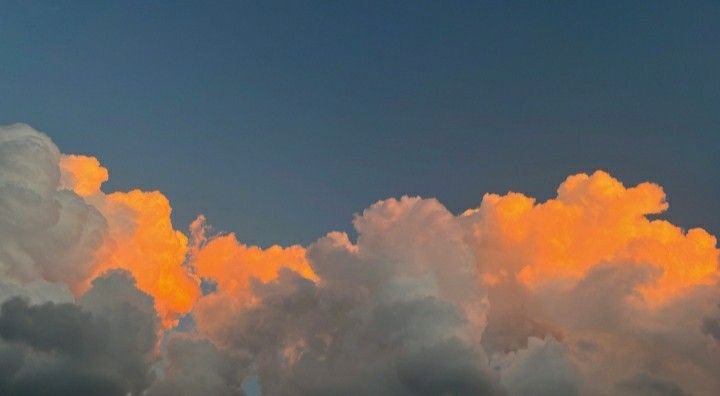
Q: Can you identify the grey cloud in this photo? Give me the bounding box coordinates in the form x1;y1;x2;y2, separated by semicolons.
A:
703;313;720;342
148;337;247;396
494;337;579;396
616;373;688;396
192;197;499;395
0;278;73;305
0;270;158;396
0;124;107;286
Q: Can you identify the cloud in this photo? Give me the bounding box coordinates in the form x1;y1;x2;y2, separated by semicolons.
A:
83;188;200;327
0;279;73;305
147;336;247;396
493;337;579;396
0;270;158;396
190;197;498;395
0;124;107;287
0;124;199;327
703;315;720;342
615;372;688;396
463;171;717;302
1;123;719;395
59;154;109;197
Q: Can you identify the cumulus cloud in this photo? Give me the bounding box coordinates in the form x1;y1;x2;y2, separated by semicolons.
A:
615;372;689;396
493;337;579;396
147;336;248;396
0;124;199;327
0;124;107;287
0;123;719;395
188;175;718;395
0;270;158;396
188;197;499;395
703;314;720;342
0;279;73;305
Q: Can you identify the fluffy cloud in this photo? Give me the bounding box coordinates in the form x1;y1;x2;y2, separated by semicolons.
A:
0;271;158;396
188;174;718;395
1;123;719;395
147;336;248;396
61;155;200;327
493;337;579;396
0;124;199;327
189;197;498;395
0;124;107;287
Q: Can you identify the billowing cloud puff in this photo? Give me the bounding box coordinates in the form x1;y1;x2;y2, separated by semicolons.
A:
0;124;107;287
493;337;579;396
86;188;200;327
0;123;718;395
0;270;158;396
0;124;199;327
59;154;109;197
464;171;717;300
60;152;200;326
147;336;248;396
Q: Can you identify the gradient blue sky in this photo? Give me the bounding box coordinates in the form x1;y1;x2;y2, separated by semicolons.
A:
1;1;718;246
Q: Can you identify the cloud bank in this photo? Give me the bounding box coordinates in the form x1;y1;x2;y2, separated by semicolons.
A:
0;123;718;395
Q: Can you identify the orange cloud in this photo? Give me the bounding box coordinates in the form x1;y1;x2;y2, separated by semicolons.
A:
192;229;313;301
12;125;720;395
465;170;719;303
60;154;109;196
189;219;314;341
58;154;315;328
90;189;201;327
57;154;718;326
60;154;200;327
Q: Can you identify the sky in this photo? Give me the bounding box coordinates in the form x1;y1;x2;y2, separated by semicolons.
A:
1;3;720;396
1;1;719;246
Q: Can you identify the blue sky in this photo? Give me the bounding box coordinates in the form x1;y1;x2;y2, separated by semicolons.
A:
1;1;718;246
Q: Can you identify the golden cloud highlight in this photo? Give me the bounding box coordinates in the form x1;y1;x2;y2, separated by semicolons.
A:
465;170;718;303
60;154;200;327
60;154;109;197
7;124;719;395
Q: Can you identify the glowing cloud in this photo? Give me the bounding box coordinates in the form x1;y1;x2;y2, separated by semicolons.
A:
58;153;200;327
1;124;718;395
88;189;200;327
59;154;109;197
464;170;718;302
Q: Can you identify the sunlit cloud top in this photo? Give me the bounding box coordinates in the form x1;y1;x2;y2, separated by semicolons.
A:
0;123;718;395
